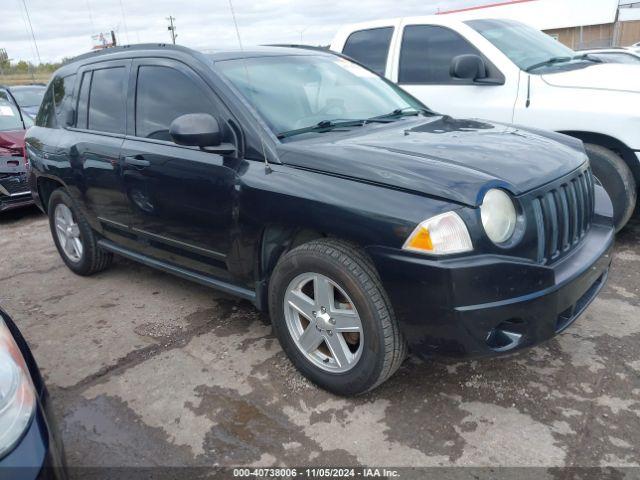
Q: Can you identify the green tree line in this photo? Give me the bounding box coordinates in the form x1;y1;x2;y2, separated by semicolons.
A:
0;58;68;75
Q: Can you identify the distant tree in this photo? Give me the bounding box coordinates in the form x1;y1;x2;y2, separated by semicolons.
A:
15;60;30;73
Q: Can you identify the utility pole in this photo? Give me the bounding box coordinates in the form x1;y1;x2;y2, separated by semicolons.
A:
167;16;177;44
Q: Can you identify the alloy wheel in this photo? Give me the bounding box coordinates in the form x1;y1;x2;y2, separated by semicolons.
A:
54;203;83;262
284;272;364;373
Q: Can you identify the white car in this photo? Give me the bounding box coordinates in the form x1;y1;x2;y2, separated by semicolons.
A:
331;17;640;230
579;48;640;65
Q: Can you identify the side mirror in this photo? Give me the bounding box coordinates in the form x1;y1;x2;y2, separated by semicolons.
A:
450;54;488;81
169;113;221;147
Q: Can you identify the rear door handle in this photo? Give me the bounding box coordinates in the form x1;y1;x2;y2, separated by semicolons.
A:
123;155;150;168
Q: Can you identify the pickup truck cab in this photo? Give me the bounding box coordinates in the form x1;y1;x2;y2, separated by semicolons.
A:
331;16;640;231
26;45;613;395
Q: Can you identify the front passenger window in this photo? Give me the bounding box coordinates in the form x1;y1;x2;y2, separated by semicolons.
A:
135;66;216;141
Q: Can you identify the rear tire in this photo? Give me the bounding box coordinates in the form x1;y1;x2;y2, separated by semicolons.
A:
48;189;113;276
268;238;407;396
584;143;636;232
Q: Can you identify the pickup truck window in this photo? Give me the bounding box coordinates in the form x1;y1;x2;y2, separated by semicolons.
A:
342;27;393;75
467;19;576;71
399;25;479;84
88;67;126;134
135;65;216;141
216;55;418;137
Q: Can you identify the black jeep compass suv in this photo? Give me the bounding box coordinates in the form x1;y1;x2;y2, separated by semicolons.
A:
26;44;614;395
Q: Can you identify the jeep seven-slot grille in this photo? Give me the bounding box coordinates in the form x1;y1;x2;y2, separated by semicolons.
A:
532;168;595;264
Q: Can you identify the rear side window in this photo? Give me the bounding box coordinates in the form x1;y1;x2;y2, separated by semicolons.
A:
399;25;480;84
88;67;126;134
342;27;393;75
35;83;56;128
53;74;76;126
135;65;216;141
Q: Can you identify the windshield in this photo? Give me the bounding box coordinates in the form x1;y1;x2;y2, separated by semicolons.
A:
10;86;45;108
0;91;25;132
215;54;422;137
467;19;577;71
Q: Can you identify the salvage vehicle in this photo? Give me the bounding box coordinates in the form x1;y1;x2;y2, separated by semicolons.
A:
0;87;33;212
5;85;46;119
27;45;613;395
0;307;67;479
331;17;640;231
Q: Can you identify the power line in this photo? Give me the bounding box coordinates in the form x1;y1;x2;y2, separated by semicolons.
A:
15;0;37;63
85;0;96;32
117;0;130;44
20;0;42;65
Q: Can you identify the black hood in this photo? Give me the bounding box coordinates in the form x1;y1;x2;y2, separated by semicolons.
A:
277;116;587;207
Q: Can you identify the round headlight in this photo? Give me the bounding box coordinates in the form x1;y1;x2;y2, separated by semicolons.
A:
480;189;517;244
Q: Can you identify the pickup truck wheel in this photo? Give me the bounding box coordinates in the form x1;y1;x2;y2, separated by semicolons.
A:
268;239;407;396
584;143;637;232
48;189;113;276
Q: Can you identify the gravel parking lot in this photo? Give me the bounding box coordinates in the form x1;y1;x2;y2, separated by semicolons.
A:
1;206;639;474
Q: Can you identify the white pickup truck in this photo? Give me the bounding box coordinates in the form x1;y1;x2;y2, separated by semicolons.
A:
331;17;640;230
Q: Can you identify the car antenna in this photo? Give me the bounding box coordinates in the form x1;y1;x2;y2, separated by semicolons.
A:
228;0;273;173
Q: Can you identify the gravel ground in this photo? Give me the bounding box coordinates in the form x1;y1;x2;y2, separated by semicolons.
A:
1;206;639;477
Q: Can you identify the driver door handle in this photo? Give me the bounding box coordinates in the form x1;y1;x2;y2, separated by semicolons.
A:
123;155;150;168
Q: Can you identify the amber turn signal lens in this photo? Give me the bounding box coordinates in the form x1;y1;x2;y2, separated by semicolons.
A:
405;226;434;251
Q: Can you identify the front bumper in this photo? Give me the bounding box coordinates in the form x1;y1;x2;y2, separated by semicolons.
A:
0;173;33;212
368;221;614;359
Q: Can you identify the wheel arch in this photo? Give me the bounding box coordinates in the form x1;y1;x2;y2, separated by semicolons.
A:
37;176;66;213
558;131;640;186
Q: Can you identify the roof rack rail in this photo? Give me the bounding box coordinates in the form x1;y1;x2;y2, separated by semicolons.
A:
64;43;193;65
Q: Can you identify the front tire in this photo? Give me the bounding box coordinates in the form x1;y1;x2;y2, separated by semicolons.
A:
48;189;113;276
268;239;407;396
584;143;637;232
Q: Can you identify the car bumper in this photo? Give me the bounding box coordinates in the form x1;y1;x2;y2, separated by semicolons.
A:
0;393;67;480
0;173;33;212
367;222;614;359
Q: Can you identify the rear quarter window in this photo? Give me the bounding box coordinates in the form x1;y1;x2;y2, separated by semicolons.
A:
342;27;394;75
53;74;77;127
35;83;56;128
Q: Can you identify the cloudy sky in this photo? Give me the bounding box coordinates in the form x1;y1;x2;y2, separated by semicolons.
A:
3;0;497;63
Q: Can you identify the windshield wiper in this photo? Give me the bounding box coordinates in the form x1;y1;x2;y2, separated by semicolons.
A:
525;56;572;72
277;118;393;139
277;107;434;139
366;106;432;123
277;119;364;139
572;53;603;64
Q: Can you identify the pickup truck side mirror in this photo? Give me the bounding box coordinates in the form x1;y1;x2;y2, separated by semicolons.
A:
450;54;488;81
169;113;222;147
